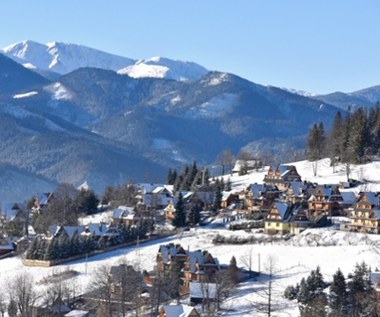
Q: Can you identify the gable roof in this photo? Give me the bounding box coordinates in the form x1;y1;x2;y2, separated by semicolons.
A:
190;282;217;299
162;304;197;317
363;192;379;206
275;202;291;221
250;183;265;199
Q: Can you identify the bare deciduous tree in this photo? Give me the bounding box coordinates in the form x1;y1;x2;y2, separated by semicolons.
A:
8;272;37;317
240;247;255;278
0;292;6;317
87;264;113;317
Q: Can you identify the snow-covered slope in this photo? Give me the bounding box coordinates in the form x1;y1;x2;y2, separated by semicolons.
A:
2;40;135;74
118;56;208;81
2;41;209;81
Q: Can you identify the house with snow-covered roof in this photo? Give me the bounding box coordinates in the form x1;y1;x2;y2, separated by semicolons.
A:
159;304;200;317
283;181;309;204
244;183;281;214
0;202;23;223
156;243;188;271
349;192;380;234
189;282;217;305
32;192;54;213
183;250;220;285
264;201;293;234
263;164;302;191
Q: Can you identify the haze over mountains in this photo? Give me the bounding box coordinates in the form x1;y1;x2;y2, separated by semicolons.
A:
0;40;378;201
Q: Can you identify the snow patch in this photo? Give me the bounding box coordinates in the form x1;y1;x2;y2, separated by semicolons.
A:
22;62;37;69
13;91;38;99
170;95;182;105
119;63;169;79
202;72;229;86
152;138;173;150
44;82;72;100
185;93;238;119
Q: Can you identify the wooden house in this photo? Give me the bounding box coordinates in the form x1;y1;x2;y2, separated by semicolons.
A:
189;282;217;305
183;250;219;285
289;207;310;234
244;183;280;214
32;192;54;213
220;192;239;209
164;201;176;220
264;201;293;235
159;304;200;317
349;192;380;234
283;182;309;204
263;165;302;191
307;185;336;217
156;243;188;271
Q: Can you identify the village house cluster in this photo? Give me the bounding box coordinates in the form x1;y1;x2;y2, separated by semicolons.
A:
1;164;380;260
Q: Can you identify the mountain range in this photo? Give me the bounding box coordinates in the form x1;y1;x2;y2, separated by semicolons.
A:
0;40;378;201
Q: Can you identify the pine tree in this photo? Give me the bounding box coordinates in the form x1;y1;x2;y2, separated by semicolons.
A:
187;205;201;226
347;262;374;316
228;256;240;285
307;123;326;176
173;192;186;227
213;179;223;211
329;112;344;170
348;107;369;163
298;267;327;317
329;268;348;317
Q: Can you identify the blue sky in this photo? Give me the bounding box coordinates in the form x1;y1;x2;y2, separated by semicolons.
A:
1;1;379;94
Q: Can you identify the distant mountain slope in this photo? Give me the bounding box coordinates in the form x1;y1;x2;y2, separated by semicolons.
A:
2;40;135;74
0;41;348;201
118;56;208;81
316;86;380;110
0;163;57;202
0;103;166;194
0;53;49;95
46;69;340;164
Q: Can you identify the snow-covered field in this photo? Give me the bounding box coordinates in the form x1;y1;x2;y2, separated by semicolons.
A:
1;227;380;316
1;158;380;316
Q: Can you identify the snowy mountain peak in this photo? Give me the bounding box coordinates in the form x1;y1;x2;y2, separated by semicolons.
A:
2;40;209;82
118;56;208;81
1;40;135;74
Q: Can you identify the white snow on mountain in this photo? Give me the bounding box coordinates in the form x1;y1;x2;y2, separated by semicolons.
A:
2;41;209;81
13;91;38;99
44;82;72;100
185;93;238;119
2;40;135;74
117;56;208;81
283;87;316;97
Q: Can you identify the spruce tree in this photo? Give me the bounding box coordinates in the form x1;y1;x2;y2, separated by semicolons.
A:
348;107;369;163
213;179;223;211
329;112;344;168
228;256;240;285
173;192;186;227
329;268;348;317
347;262;374;316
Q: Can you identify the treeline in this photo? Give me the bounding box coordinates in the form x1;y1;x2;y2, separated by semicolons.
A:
167;161;210;191
307;104;380;165
26;221;151;261
284;262;380;316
